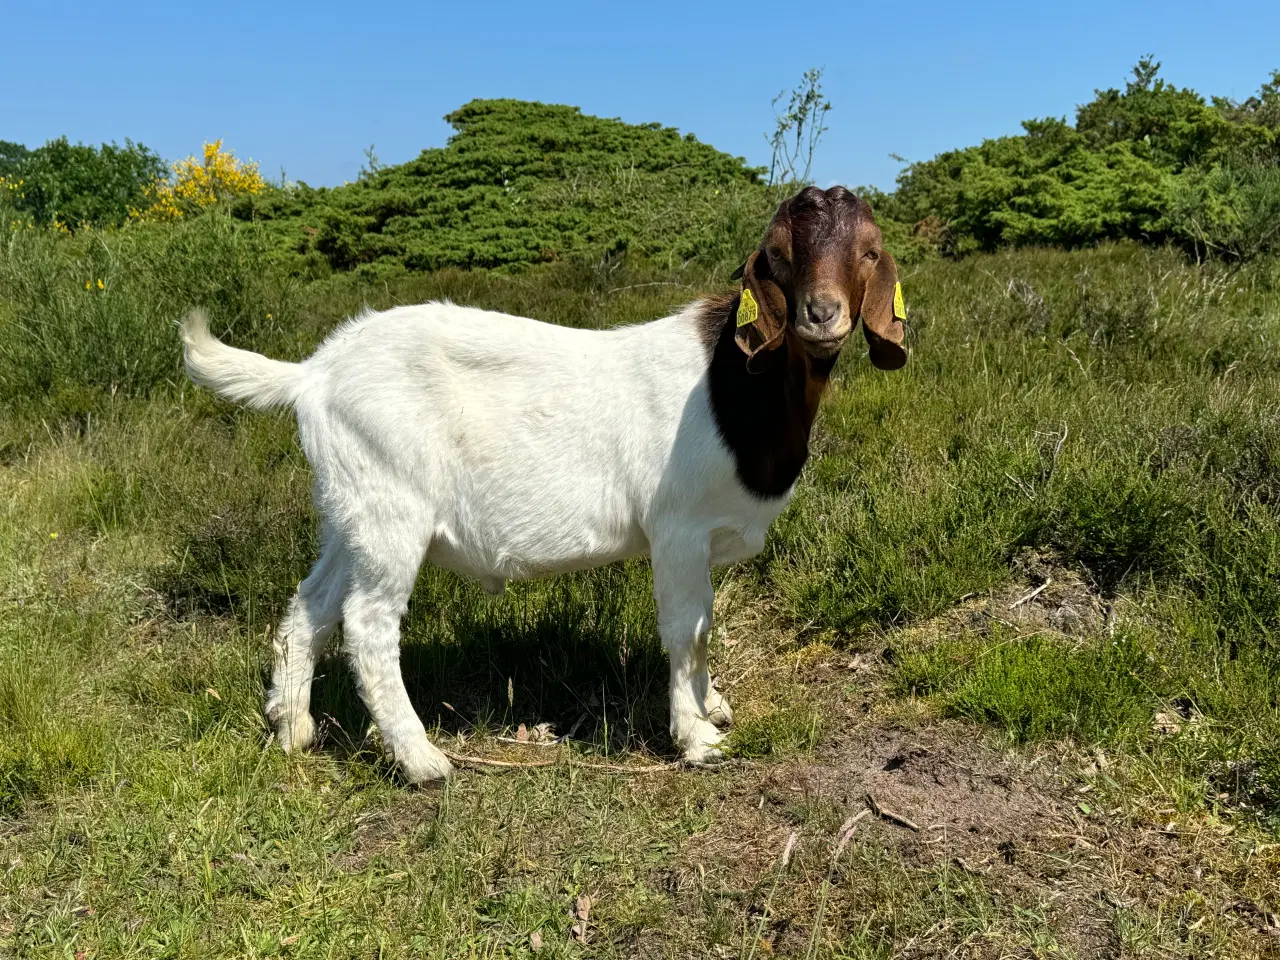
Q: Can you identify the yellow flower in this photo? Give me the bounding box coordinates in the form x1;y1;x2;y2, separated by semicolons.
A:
96;278;104;290
85;280;91;290
133;139;265;222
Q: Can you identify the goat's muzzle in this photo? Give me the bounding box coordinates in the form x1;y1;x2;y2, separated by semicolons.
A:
794;295;852;357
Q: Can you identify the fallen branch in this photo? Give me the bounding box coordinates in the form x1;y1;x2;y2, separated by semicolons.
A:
865;793;921;832
442;748;677;774
1009;578;1051;610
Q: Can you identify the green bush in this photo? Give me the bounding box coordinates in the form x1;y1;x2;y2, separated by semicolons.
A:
875;60;1279;260
1168;158;1280;260
242;98;774;275
7;137;167;228
0;140;29;179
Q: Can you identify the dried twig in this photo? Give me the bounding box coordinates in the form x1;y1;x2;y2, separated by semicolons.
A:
605;281;692;295
1009;578;1051;610
865;793;921;832
442;748;677;774
442;750;558;770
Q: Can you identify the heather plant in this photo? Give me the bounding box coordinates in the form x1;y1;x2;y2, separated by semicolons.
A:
2;235;1279;956
0;214;293;401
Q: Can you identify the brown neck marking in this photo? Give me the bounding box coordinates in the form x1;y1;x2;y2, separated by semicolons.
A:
696;294;836;499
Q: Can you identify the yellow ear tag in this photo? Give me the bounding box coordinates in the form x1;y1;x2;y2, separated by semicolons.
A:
892;281;906;321
736;288;759;327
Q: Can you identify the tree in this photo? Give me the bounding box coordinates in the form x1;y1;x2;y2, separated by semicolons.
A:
0;141;29;180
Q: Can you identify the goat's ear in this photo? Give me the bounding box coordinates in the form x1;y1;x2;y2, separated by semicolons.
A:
857;251;908;370
734;250;788;369
729;260;746;281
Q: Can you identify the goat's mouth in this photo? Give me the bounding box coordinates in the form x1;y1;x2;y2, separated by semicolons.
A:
794;325;850;358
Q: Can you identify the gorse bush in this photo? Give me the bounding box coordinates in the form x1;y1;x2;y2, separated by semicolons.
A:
0;137;265;232
134;139;266;222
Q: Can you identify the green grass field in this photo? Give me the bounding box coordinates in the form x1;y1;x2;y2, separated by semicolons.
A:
2;214;1280;957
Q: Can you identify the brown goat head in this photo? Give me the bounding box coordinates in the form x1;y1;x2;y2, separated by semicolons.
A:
733;186;907;370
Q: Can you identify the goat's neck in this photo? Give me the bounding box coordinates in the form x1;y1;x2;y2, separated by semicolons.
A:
698;294;836;499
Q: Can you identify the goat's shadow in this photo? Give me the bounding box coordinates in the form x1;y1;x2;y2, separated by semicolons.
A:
308;560;673;761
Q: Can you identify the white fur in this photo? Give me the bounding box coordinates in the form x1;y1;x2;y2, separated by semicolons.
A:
182;302;791;781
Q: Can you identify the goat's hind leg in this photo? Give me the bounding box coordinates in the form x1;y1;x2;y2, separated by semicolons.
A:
266;525;350;753
342;530;453;783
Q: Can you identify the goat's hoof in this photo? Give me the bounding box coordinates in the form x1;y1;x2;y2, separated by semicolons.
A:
678;721;727;765
683;743;727;765
705;689;734;728
275;712;317;753
398;739;455;784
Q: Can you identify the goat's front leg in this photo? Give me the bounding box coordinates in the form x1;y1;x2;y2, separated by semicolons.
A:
652;537;725;763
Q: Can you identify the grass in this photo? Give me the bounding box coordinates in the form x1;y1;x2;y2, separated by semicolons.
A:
2;212;1280;956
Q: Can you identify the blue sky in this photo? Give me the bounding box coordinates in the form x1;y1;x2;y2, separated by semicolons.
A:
4;0;1278;191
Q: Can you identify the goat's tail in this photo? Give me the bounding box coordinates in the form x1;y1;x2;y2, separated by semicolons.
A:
180;308;304;411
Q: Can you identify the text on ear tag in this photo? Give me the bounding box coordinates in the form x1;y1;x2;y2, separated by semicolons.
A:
892;282;906;321
736;288;759;328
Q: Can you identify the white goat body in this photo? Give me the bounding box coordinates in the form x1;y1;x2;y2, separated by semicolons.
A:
183;301;781;780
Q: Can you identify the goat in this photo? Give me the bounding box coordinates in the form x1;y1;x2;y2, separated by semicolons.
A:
181;185;908;782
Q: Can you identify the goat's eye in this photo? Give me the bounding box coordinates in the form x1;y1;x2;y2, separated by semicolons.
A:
863;249;880;262
767;247;786;264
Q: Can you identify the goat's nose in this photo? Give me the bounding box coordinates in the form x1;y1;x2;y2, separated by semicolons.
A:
806;298;841;326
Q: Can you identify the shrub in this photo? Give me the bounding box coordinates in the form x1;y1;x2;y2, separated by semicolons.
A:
242;98;773;274
876;60;1279;260
134;140;266;222
1168;157;1280;260
0;140;29;179
8;137;167;229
